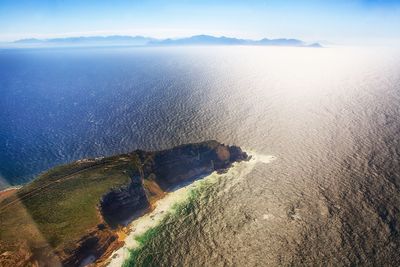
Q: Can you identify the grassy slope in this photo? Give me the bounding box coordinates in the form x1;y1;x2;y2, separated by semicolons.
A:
0;154;138;252
0;140;234;265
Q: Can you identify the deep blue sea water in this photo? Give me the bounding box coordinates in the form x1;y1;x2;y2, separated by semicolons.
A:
0;47;221;185
2;46;400;265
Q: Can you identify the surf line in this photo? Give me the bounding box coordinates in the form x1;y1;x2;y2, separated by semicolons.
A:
106;151;276;267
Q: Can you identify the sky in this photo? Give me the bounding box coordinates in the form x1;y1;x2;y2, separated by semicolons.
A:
0;0;399;45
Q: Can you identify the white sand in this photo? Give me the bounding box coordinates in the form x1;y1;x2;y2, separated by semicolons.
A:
106;151;276;267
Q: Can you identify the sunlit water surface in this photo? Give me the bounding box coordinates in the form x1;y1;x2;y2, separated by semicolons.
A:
1;46;400;265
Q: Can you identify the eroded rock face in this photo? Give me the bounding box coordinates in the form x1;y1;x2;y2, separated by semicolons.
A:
100;176;149;227
99;141;248;227
227;145;249;162
61;226;122;267
144;141;249;190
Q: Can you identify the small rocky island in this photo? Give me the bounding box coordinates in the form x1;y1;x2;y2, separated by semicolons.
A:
0;140;248;266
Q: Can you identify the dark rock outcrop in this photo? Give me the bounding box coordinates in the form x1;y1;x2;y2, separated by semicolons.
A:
61;226;122;267
99;140;248;226
100;176;149;227
142;140;248;190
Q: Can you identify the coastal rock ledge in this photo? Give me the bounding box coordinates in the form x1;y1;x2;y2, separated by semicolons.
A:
0;140;248;267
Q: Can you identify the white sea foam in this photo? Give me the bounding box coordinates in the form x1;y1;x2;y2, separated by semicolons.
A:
106;151;276;267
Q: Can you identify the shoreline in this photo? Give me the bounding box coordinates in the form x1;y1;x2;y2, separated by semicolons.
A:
0;186;23;201
0;185;22;193
0;186;22;203
106;151;276;266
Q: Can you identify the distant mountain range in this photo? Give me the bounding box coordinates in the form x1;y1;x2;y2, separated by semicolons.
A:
12;35;322;48
14;35;154;46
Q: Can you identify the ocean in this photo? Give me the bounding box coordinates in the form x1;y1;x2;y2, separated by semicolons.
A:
1;46;400;265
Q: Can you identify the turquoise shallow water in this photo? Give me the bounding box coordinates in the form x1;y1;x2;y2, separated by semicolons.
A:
2;46;400;265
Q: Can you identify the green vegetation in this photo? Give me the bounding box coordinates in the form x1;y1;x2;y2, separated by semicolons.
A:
123;178;216;267
0;140;244;266
0;154;138;251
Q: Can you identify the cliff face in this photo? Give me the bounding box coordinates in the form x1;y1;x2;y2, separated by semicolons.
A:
99;141;248;227
100;176;149;227
0;141;248;267
143;140;248;190
61;226;122;267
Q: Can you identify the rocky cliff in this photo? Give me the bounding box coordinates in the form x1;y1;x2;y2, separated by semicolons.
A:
0;140;248;267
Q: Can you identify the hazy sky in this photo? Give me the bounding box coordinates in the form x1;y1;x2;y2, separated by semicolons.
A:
0;0;399;44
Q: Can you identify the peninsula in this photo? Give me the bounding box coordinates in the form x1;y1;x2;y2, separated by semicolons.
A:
0;140;248;266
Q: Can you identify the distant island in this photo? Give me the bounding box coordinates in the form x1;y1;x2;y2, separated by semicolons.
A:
11;35;322;48
0;140;248;266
